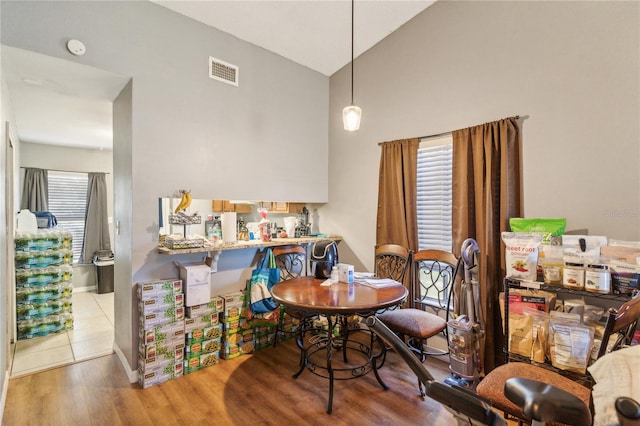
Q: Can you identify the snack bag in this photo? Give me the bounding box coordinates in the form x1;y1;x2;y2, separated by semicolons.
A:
502;232;542;281
509;218;566;245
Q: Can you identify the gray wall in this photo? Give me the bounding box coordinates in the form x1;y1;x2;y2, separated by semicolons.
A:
1;0;638;390
1;0;329;375
327;0;640;271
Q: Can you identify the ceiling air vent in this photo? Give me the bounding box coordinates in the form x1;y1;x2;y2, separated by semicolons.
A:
209;56;239;87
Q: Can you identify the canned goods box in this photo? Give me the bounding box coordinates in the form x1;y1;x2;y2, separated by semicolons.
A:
137;279;183;300
186;297;223;318
138;293;183;315
139;363;183;389
184;315;214;333
138;348;183;374
140;321;185;346
139;338;185;360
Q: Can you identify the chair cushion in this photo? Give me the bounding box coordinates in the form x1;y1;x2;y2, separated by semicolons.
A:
476;362;592;423
377;308;446;339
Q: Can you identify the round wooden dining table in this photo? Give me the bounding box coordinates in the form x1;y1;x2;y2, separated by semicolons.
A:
271;276;408;414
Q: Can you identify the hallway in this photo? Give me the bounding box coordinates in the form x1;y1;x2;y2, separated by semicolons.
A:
10;291;114;377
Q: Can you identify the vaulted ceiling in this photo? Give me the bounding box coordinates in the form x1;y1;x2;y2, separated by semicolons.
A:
3;1;435;149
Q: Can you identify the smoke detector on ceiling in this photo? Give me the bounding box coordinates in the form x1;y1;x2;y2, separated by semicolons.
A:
66;39;86;56
209;56;238;87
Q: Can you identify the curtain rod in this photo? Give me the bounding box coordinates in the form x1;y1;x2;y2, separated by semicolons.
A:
378;131;451;145
20;166;110;175
378;115;522;146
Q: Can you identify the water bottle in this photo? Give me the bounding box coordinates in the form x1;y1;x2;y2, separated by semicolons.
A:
212;217;222;244
331;266;339;284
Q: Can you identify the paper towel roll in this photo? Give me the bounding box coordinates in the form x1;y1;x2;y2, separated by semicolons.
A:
221;212;237;244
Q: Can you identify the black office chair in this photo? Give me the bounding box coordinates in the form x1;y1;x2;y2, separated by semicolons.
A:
370;315;639;426
477;291;640;425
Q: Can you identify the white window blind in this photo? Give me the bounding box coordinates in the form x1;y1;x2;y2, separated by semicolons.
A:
416;135;453;252
47;171;88;264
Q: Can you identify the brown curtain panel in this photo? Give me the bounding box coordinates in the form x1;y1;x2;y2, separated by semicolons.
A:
452;117;522;373
376;138;419;252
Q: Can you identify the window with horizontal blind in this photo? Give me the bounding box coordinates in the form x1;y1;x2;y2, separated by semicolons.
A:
47;171;88;264
416;135;453;253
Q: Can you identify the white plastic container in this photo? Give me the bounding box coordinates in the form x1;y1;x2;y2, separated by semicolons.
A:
330;266;339;284
178;262;211;307
16;209;38;233
338;263;354;284
563;261;585;289
585;264;611;294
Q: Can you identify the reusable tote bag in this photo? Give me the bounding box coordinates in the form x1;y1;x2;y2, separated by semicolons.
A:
248;248;280;314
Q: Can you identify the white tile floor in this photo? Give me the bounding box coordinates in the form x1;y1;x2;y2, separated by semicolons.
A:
11;291;114;378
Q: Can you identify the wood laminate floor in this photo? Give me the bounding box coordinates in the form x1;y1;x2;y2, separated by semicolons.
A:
3;338;470;426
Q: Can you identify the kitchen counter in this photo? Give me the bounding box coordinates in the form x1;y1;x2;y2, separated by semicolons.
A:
157;236;342;255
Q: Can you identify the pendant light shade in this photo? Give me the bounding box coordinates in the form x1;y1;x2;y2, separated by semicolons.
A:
343;0;361;131
343;105;362;131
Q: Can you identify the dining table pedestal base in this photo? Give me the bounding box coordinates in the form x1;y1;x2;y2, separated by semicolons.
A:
292;314;388;414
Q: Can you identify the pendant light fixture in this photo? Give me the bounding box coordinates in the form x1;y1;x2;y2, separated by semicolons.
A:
343;0;362;131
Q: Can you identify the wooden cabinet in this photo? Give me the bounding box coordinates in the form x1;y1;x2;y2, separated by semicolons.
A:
211;200;252;214
288;203;306;214
211;200;305;214
269;202;305;214
270;202;289;213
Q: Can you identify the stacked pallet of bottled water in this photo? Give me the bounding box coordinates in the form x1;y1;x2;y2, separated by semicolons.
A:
14;230;74;340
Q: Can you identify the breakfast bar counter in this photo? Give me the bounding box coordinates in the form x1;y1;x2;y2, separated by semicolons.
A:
157;236;342;255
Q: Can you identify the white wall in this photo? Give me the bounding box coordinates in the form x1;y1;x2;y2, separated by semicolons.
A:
327;1;640;271
0;72;12;425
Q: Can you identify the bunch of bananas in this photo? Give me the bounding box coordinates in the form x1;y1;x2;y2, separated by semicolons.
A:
174;190;192;213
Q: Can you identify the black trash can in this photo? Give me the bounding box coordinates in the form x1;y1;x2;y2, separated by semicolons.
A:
93;250;114;294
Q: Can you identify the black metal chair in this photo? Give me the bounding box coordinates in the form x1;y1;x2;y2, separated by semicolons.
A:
272;245;310;346
373;244;411;284
273;245;307;281
377;249;460;396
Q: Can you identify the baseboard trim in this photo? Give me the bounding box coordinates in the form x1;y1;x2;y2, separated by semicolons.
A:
113;342;138;384
0;369;9;424
72;285;97;293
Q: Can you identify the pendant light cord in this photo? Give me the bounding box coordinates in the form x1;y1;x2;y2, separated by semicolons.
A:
350;0;354;106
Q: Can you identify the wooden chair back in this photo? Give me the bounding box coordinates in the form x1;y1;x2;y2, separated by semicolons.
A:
597;291;640;358
273;245;307;281
411;249;459;312
374;244;411;283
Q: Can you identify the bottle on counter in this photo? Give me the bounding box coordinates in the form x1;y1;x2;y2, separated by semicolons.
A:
331;266;339;284
237;217;249;241
258;208;271;242
212;216;222;244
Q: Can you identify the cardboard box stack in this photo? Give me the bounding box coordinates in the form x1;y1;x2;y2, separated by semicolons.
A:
137;279;185;389
221;291;255;359
184;297;224;374
220;290;284;357
277;311;300;343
